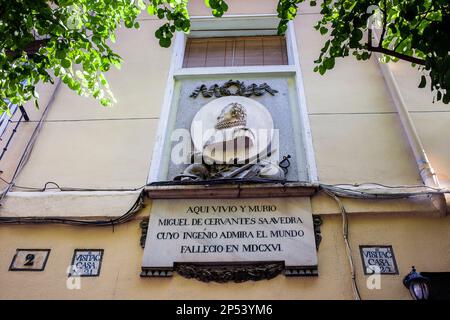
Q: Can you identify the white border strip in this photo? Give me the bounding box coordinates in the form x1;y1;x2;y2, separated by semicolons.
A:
174;65;296;78
286;21;318;182
147;32;186;183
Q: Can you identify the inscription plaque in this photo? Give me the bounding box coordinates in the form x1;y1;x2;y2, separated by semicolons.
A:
142;198;318;278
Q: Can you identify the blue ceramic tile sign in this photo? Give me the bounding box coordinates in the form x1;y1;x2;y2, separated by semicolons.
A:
69;249;103;277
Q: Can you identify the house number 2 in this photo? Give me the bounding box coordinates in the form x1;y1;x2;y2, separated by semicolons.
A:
9;249;51;271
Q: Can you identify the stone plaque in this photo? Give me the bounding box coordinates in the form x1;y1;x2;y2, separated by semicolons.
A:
360;245;399;275
9;249;50;271
142;198;318;277
69;249;104;277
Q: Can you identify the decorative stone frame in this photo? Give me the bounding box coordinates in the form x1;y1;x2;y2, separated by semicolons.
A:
145;15;318;198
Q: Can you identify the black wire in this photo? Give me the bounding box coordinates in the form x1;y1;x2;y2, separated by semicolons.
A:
1;179;448;227
321;182;444;191
4;178;444;193
319;184;450;200
0;176;147;192
43;181;61;190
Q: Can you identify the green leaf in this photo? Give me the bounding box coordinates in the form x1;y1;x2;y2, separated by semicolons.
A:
353;28;363;42
443;93;450;104
124;20;133;28
159;37;171;48
320;27;328;35
323;57;335;70
157;8;165;19
419;75;426;88
147;5;156;15
56;50;66;59
318;65;326;75
100;98;110;106
220;2;228;11
61;59;72;68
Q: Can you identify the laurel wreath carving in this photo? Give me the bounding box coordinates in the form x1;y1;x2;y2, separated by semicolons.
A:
175;263;284;283
190;80;278;99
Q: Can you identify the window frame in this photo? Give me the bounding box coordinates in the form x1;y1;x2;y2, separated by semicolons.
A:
182;35;289;68
146;15;318;186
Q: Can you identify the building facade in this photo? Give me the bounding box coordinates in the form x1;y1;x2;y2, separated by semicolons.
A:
0;0;449;299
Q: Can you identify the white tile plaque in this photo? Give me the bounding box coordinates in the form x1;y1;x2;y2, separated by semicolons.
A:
142;198;318;275
360;245;398;275
69;249;104;277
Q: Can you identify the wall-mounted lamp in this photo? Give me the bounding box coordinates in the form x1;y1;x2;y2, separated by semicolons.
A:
403;266;430;300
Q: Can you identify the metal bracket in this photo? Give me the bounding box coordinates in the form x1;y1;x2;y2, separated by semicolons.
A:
139;216;149;248
313;215;323;250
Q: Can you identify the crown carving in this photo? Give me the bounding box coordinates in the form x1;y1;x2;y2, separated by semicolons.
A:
215;102;247;130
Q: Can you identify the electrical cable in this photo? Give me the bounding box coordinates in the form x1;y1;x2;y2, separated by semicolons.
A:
4;178;450;196
320;184;450;199
0;177;448;226
322;182;445;190
8;117;159;123
322;188;362;300
6;175;450;197
1;176;146;192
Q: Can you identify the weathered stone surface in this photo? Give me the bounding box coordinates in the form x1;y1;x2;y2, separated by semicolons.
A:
167;77;306;181
142;198;317;270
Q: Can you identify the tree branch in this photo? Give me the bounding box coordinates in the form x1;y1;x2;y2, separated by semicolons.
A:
368;45;426;65
378;0;387;45
366;10;426;67
5;39;49;58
